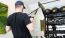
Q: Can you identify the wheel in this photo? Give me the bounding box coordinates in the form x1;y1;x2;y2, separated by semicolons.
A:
44;9;51;15
51;7;59;13
60;6;65;12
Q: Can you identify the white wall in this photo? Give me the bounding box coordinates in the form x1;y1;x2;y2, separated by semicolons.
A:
30;8;44;38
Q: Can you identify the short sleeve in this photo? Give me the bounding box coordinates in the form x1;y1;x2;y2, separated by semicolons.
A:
24;13;31;26
7;16;11;26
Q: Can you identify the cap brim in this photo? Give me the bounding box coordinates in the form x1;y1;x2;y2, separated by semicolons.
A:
24;6;25;9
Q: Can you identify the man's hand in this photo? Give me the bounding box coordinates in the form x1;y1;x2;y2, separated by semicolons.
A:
30;18;34;22
6;26;11;32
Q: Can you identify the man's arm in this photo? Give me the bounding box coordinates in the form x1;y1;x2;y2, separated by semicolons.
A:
26;23;34;32
6;16;11;32
6;26;11;32
24;13;34;32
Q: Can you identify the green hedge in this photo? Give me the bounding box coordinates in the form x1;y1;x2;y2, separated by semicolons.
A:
0;2;8;14
0;2;8;34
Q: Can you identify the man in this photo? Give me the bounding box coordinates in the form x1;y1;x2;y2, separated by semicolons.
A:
6;1;34;38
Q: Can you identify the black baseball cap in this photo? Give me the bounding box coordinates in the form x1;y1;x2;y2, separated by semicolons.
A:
15;1;25;9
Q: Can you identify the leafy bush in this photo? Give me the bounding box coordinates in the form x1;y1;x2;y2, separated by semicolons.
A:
0;2;8;34
0;2;8;14
0;16;7;25
0;22;6;34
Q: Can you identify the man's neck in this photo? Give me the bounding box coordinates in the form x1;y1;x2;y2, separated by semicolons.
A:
15;9;23;12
